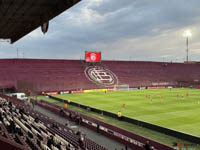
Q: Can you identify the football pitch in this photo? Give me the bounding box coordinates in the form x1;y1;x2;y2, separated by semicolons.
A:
53;88;200;137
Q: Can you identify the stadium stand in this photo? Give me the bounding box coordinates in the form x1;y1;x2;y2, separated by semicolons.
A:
0;94;107;150
0;59;99;92
0;59;200;93
104;61;200;87
1;58;199;149
35;98;174;150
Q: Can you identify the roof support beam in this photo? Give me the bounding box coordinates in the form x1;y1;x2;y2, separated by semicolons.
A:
0;0;81;43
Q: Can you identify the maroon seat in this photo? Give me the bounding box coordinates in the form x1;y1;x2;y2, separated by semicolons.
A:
0;59;200;92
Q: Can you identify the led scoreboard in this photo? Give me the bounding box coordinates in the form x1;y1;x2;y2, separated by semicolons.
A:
85;51;101;62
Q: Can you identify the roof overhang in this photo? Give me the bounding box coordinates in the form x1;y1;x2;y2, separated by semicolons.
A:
0;0;81;44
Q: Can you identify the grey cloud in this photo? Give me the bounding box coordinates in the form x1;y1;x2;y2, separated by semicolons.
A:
1;0;200;61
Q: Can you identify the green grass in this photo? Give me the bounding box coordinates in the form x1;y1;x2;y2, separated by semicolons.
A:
54;88;200;137
36;88;200;148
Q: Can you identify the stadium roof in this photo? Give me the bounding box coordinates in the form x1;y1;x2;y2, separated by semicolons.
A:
0;0;81;44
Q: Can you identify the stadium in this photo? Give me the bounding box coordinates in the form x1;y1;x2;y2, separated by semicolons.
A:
0;0;200;150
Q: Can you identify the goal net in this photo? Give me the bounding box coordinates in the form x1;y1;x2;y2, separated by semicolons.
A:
113;84;129;91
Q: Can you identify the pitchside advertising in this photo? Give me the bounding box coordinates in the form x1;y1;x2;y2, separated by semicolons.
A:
85;51;101;62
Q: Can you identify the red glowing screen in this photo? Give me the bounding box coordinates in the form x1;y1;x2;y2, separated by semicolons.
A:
85;51;101;62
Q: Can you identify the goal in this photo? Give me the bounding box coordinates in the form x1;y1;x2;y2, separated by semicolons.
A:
113;84;129;91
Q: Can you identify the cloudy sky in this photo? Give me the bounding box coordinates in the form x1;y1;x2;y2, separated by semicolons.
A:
1;0;200;62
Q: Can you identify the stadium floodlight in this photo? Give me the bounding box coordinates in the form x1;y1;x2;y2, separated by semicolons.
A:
183;30;192;37
183;30;192;62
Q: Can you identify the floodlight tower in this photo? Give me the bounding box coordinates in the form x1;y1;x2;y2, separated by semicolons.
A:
183;30;192;62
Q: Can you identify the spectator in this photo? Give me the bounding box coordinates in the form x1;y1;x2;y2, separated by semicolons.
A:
79;116;82;124
8;101;12;108
65;122;69;127
59;108;64;116
15;125;23;136
125;145;128;150
0;113;3;122
76;130;81;136
56;142;62;149
35;117;39;123
52;123;59;129
75;114;82;125
144;141;151;150
31;99;35;109
19;108;25;115
78;135;85;149
96;123;100;133
69;112;72;120
9;119;16;133
47;135;55;148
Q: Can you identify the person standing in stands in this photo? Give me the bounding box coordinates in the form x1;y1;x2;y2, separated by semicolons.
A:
35;117;39;123
96;123;100;133
8;101;12;108
32;99;35;109
9;119;16;133
59;108;64;116
15;124;23;136
125;145;128;150
144;141;151;150
47;135;55;148
78;134;85;149
27;97;31;107
69;112;72;120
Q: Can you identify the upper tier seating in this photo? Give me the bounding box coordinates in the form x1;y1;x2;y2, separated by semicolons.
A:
103;61;200;87
0;59;200;92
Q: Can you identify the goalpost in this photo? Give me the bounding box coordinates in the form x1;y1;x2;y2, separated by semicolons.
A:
113;84;129;91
